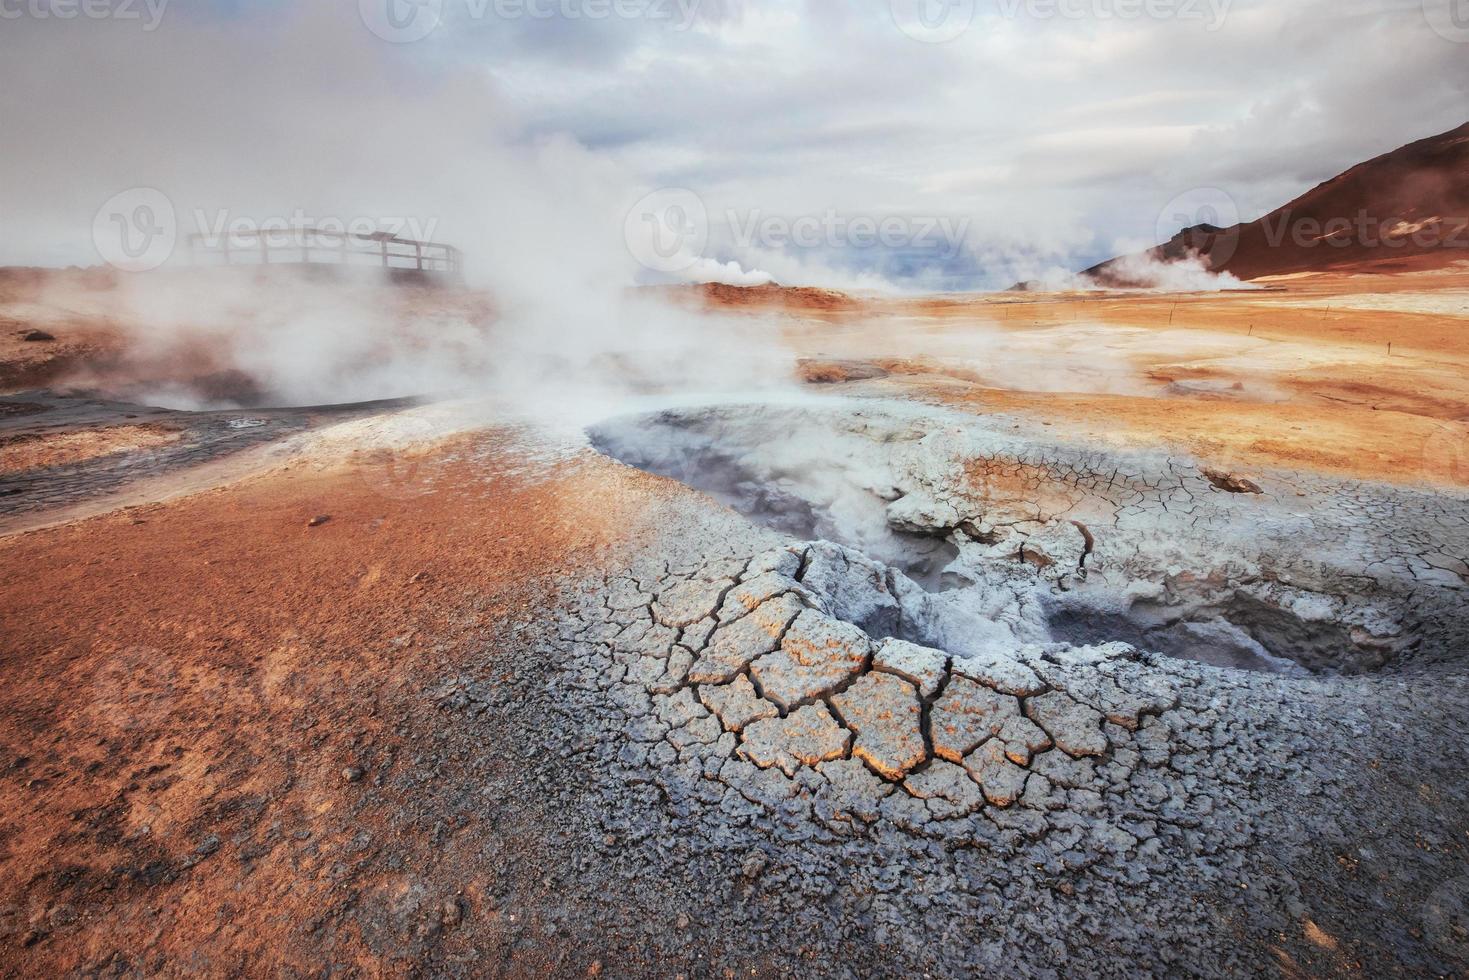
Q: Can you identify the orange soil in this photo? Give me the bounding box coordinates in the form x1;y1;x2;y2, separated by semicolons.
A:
752;270;1469;488
0;431;674;975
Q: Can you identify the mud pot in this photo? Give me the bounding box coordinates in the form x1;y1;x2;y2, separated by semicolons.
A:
495;396;1469;975
590;399;1466;677
6;392;1469;977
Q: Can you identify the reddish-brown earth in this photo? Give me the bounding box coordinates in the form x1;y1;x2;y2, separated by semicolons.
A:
3;255;1469;972
0;433;684;975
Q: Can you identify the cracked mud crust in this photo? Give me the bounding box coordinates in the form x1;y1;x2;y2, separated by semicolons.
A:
4;399;1468;976
530;513;1469;976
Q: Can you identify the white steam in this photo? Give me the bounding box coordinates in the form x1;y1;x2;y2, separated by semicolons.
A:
0;7;798;422
1095;252;1258;292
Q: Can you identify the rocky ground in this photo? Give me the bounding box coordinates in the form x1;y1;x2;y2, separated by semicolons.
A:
2;389;1466;976
3;272;1469;976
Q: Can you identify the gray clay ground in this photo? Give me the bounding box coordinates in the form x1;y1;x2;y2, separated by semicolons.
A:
469;398;1469;976
9;391;1469;975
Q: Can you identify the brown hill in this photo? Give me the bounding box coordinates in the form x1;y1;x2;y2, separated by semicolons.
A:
1086;121;1469;285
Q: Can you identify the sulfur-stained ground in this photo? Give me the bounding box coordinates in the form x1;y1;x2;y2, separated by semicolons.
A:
2;270;1468;976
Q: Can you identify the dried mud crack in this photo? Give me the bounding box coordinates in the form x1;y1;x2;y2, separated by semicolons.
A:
538;398;1469;974
3;398;1468;977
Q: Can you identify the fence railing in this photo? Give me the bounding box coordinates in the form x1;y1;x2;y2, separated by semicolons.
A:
188;226;462;278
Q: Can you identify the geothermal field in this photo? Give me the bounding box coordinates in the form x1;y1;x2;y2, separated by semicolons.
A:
3;4;1469;978
5;259;1469;976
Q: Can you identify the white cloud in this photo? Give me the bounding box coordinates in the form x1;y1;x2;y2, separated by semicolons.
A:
0;0;1465;288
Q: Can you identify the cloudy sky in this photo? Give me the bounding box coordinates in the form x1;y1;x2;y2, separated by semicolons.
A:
1;0;1467;290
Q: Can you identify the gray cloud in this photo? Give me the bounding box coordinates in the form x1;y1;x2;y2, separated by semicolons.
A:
0;0;1465;288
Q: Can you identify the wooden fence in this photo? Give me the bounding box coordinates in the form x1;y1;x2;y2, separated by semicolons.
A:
188;226;462;279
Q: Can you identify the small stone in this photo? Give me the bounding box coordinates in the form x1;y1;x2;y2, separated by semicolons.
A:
21;330;54;342
1202;468;1264;495
308;515;332;528
342;766;365;783
46;905;77;929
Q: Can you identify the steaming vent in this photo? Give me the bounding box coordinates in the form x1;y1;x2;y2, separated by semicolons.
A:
589;403;1422;678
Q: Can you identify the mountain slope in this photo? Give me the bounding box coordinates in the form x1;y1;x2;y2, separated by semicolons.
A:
1085;121;1469;285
